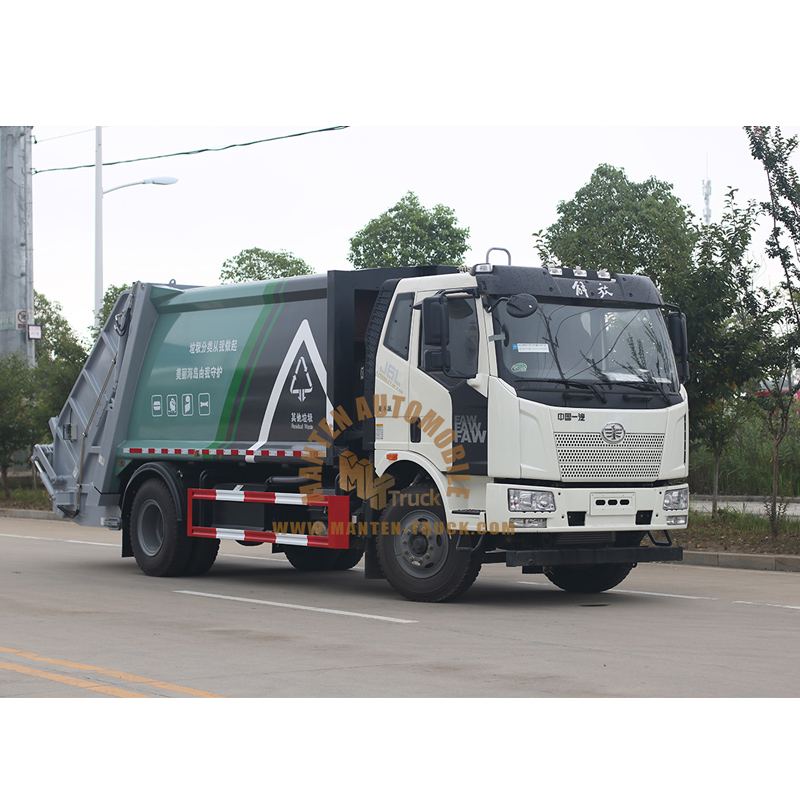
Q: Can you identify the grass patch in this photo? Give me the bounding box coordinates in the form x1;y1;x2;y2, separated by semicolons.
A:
673;507;800;555
1;486;53;511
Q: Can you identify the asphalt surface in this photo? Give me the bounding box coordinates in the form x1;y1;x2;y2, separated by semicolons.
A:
2;515;799;699
5;505;799;573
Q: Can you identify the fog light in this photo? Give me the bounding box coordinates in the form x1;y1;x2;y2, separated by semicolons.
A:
666;515;688;526
663;488;689;511
510;517;548;529
508;489;556;513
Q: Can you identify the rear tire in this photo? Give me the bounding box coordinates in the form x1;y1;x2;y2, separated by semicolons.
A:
184;538;220;576
375;485;482;602
543;563;633;593
129;478;193;577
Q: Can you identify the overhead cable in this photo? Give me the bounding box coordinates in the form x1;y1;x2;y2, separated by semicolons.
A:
33;127;103;144
33;126;348;174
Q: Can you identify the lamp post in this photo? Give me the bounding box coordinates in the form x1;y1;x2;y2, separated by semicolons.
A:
94;126;178;324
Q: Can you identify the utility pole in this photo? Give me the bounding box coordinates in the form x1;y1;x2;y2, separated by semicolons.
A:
702;155;712;226
95;126;103;324
0;126;35;364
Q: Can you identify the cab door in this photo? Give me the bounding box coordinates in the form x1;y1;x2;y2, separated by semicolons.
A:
407;293;489;476
372;292;415;451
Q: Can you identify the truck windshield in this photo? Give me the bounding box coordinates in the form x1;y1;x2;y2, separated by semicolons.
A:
492;300;679;392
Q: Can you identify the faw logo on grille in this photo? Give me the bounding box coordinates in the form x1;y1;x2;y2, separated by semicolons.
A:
601;422;626;444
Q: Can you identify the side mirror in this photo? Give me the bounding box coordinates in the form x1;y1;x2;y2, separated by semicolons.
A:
668;311;689;383
506;293;538;318
422;295;449;347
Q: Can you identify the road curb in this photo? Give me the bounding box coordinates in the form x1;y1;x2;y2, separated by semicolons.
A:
681;550;800;573
0;508;65;521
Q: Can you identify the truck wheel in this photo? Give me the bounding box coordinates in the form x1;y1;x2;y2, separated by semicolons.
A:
129;478;193;577
543;563;633;593
184;538;220;576
333;549;364;570
375;485;482;602
284;546;344;571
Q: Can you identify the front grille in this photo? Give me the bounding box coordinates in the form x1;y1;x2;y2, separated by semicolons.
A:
557;532;615;545
554;432;664;480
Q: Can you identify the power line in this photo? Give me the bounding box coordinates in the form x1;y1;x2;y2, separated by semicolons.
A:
33;127;103;144
32;126;348;174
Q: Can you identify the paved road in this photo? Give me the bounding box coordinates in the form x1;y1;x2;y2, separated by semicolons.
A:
2;517;799;698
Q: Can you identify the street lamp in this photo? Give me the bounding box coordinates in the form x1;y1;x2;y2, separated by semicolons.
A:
94;127;178;324
104;176;178;194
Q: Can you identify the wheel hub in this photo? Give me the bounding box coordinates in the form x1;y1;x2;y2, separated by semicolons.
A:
409;533;429;556
137;499;165;556
395;515;448;577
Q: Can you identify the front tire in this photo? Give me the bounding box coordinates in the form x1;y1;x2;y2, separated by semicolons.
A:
283;546;363;571
129;478;193;577
284;546;344;571
332;548;364;571
543;563;633;593
375;485;482;602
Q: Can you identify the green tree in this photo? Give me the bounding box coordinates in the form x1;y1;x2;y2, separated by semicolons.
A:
32;292;88;443
745;126;800;531
0;350;36;498
670;192;764;411
35;292;88;366
533;164;697;290
348;191;470;270
220;248;313;283
745;126;800;331
673;191;767;516
746;321;800;534
91;283;131;340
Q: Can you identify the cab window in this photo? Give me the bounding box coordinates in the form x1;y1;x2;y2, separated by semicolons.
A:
420;296;479;383
383;293;414;360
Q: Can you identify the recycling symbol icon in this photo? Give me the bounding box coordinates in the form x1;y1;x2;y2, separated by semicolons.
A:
290;356;313;402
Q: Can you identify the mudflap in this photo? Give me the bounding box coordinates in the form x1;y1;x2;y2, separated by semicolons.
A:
363;534;383;579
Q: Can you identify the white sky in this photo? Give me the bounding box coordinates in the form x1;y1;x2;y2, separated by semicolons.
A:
29;125;800;336
13;3;798;341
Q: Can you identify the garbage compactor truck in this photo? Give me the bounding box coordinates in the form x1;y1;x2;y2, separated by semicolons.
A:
33;249;689;602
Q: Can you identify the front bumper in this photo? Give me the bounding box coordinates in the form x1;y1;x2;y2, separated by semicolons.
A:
487;482;689;533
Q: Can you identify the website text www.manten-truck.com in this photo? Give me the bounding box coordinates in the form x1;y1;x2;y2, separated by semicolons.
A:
271;521;517;536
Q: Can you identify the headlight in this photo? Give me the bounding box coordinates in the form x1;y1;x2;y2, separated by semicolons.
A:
508;489;556;513
663;488;689;511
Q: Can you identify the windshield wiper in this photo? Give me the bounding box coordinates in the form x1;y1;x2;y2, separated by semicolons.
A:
602;378;672;404
515;377;608;404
